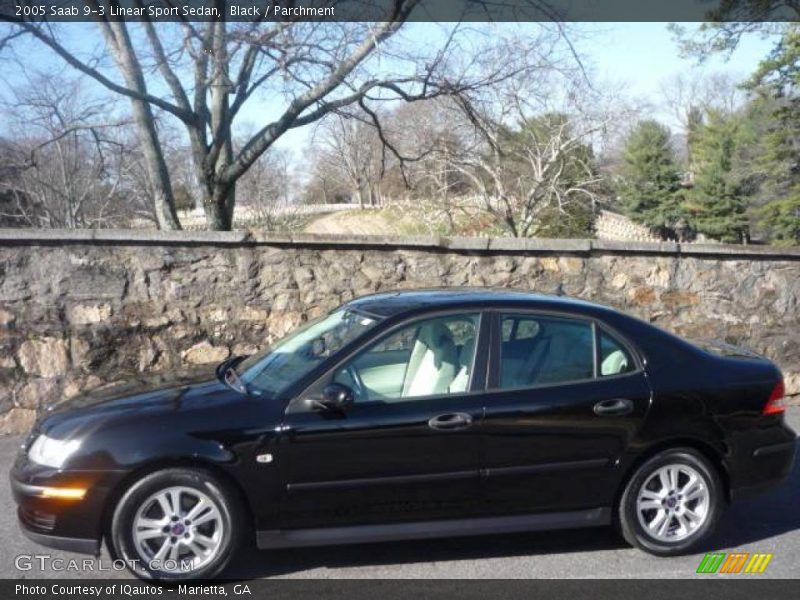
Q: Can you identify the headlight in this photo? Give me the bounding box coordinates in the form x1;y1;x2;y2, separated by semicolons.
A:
28;435;81;468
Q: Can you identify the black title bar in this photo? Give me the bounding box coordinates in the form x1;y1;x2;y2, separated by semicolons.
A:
0;0;799;23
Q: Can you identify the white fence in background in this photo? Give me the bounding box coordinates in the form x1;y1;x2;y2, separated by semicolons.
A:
594;210;661;242
131;202;373;230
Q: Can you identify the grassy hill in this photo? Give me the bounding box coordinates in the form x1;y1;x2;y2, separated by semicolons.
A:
304;207;435;236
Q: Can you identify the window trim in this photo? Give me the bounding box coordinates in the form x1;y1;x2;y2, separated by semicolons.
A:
487;309;645;393
287;309;489;413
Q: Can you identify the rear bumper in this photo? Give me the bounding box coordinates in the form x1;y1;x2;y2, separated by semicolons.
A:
730;436;796;500
752;439;797;458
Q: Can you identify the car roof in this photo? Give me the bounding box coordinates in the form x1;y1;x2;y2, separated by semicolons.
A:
343;287;611;319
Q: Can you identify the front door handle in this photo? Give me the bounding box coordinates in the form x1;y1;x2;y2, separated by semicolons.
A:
593;398;634;417
428;412;473;430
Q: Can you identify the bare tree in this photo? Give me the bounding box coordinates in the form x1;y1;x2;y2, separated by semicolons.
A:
236;146;299;228
0;75;135;228
313;112;386;208
115;124;194;225
330;98;473;231
3;5;579;230
301;101;468;230
437;71;613;237
660;73;747;140
302;157;352;206
386;99;472;222
656;71;751;176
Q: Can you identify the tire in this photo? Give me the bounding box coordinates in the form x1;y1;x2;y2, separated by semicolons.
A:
618;448;724;556
109;468;242;581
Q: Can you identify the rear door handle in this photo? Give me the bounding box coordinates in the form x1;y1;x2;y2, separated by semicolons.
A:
593;398;634;417
428;412;473;430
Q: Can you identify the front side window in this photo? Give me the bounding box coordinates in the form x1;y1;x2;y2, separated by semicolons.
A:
333;313;480;403
499;314;594;388
239;309;380;396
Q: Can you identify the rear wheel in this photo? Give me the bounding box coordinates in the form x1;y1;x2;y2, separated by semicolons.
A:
618;448;724;555
109;468;241;580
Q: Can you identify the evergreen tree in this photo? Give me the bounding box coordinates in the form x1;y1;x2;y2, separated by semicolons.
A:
673;19;800;245
532;201;596;239
744;96;800;244
686;110;750;243
617;120;684;239
743;24;800;244
758;197;800;243
686;106;704;170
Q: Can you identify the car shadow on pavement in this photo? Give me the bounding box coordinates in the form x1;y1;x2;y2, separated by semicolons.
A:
223;525;626;579
223;448;800;579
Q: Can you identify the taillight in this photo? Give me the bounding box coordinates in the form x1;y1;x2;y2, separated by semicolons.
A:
762;380;786;415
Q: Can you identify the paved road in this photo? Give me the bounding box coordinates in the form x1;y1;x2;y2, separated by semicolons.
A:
2;410;798;580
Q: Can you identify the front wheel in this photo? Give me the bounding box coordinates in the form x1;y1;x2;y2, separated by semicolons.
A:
109;468;241;580
618;448;724;556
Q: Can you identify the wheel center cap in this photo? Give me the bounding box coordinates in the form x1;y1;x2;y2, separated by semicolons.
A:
171;523;186;535
665;497;678;509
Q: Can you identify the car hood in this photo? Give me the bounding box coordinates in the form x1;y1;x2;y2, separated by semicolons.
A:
38;364;240;436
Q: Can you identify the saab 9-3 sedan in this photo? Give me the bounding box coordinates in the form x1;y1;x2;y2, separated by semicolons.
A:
11;289;796;580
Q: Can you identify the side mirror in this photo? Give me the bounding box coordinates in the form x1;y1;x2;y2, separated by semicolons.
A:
306;383;354;412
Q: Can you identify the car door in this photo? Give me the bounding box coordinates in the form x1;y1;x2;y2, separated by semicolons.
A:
479;311;651;515
277;312;489;529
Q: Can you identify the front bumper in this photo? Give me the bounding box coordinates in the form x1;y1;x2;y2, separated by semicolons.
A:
10;452;125;556
18;518;100;555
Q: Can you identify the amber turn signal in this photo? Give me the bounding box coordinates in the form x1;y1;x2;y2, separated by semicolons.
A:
38;487;87;500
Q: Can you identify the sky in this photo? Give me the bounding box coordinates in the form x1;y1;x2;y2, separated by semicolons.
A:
0;21;780;157
584;22;776;122
269;22;779;154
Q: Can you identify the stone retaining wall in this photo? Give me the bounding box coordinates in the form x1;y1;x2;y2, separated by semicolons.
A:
1;229;799;433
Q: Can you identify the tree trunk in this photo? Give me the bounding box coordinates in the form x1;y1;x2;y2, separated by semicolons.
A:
102;22;181;230
203;19;237;231
203;186;234;230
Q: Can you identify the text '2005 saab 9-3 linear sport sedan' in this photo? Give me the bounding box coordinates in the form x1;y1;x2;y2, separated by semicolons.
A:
10;288;796;580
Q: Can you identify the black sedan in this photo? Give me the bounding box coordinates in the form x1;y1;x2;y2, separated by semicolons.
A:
10;289;796;580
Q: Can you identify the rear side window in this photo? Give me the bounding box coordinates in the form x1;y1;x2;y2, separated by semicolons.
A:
497;314;640;389
599;330;636;377
499;315;595;388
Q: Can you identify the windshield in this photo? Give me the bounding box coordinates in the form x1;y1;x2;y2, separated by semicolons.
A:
238;309;380;397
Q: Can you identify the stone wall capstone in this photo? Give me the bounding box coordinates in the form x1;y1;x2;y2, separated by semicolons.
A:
1;229;799;433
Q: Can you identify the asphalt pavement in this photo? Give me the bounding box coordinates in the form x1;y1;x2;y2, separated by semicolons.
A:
1;409;798;580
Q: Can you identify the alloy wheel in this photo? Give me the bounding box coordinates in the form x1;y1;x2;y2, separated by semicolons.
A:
635;463;710;543
131;485;224;574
